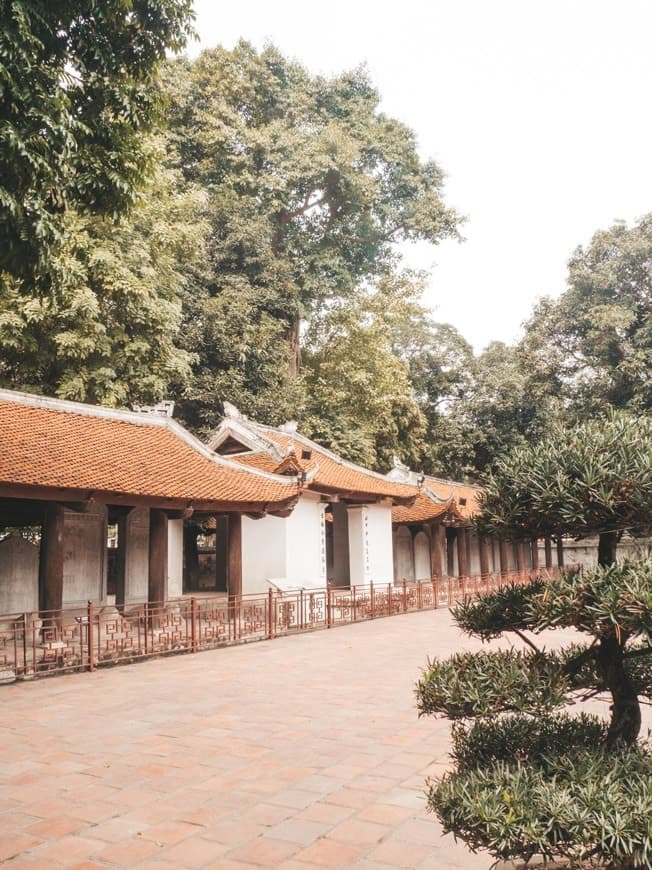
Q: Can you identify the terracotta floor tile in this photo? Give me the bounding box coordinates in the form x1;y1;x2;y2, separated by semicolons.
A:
226;836;299;865
0;611;598;870
266;817;332;845
159;836;229;866
294;837;365;866
355;803;417;826
328;817;389;845
95;836;161;865
25;815;85;840
0;833;43;862
296;804;356;830
29;834;105;864
368;839;432;866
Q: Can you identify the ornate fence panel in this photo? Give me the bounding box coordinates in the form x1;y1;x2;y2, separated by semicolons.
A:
0;567;561;684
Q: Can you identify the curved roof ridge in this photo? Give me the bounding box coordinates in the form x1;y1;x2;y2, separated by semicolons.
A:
249;420;412;485
0;388;299;489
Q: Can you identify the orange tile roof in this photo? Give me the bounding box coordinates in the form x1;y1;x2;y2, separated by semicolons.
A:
0;392;298;509
225;424;417;503
392;493;457;525
423;477;481;519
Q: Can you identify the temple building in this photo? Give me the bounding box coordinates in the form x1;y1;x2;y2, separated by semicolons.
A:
388;461;540;580
0;388;550;623
0;390;299;616
206;404;417;593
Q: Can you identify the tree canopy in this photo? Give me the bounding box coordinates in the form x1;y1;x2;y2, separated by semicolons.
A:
160;42;459;434
0;157;206;406
523;214;652;416
0;0;194;286
477;411;652;565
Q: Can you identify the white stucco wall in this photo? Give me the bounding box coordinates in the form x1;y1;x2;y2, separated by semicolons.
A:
242;495;327;595
63;505;107;606
242;514;286;596
348;503;394;586
167;518;184;598
284;495;327;588
0;535;39;614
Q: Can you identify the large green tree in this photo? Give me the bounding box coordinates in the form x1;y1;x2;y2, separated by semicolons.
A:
301;274;429;470
161;42;459;431
524;214;652;416
0;0;194;286
0;157;206;406
418;413;652;867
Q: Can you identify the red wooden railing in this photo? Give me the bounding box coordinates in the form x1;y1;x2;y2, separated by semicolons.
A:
0;569;555;683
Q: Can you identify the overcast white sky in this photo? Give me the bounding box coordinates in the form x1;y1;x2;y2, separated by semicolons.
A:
189;0;651;352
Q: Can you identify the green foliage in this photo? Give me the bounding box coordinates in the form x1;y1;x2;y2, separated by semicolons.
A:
0;0;194;285
477;411;652;542
416;649;571;719
0;158;204;406
450;713;608;772
430;746;652;866
451;579;546;639
524;214;652;416
160;42;459;436
301;274;428;469
533;557;652;641
422;340;560;479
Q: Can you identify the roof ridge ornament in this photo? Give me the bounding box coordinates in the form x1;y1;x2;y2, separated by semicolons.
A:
279;420;298;433
132;400;175;418
223;401;242;419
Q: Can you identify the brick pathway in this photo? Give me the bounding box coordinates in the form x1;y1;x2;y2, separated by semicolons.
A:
0;609;585;869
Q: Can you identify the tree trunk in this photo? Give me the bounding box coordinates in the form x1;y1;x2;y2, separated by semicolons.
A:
598;530;618;568
598;635;641;747
288;315;301;378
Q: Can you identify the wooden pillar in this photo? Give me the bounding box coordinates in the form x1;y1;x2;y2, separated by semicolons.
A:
499;540;510;577
430;524;444;577
516;541;525;574
544;536;553;569
531;538;539;571
227;513;242;599
148;509;168;604
446;528;456;576
214;515;228;593
115;514;127;607
556;536;564;569
39;503;65;615
457;527;468;577
479;538;490;577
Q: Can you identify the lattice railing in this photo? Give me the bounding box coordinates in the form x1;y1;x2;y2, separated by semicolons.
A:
0;569;557;683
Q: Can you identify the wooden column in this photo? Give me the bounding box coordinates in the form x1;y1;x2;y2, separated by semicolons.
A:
430;524;444;577
499;540;510;577
115;514;127;607
479;538;490;577
457;527;468;577
556;536;564;569
544;536;553;569
446;528;456;576
39;503;65;615
531;538;539;571
516;541;525;574
214;515;229;593
148;509;168;604
227;513;242;599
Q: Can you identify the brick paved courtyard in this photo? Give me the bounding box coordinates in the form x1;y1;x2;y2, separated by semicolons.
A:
1;609;582;869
